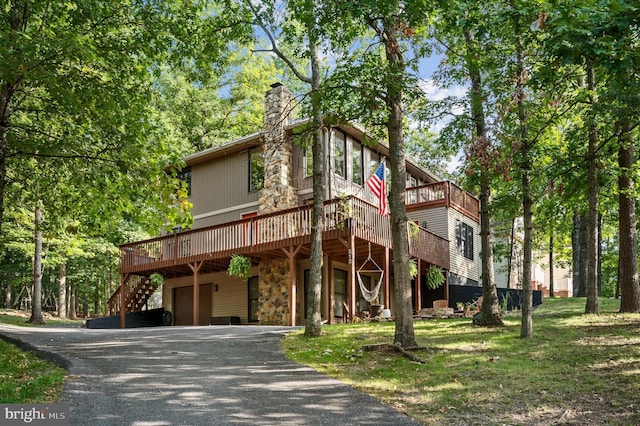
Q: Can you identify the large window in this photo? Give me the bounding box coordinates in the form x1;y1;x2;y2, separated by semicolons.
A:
455;220;475;260
248;276;259;322
333;131;346;178
249;148;264;192
352;140;363;185
333;269;348;318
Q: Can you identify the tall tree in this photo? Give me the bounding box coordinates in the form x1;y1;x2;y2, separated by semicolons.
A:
322;0;432;346
245;0;327;336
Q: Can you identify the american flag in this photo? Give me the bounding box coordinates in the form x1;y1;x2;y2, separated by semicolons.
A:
366;162;388;216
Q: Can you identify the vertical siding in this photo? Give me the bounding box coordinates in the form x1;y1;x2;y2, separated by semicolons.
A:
191;151;260;229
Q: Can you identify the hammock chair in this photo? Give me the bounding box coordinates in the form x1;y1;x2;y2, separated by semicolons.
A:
357;243;384;303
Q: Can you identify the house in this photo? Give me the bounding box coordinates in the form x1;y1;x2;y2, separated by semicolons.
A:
110;83;482;327
493;218;572;298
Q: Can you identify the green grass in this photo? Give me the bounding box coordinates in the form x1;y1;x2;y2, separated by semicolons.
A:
0;310;76;403
283;298;640;425
0;311;82;327
0;339;66;403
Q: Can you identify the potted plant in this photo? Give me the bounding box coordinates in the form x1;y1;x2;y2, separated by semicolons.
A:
369;296;384;317
336;192;353;229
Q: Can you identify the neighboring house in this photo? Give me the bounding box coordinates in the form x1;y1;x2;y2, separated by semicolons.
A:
493;218;572;298
111;83;481;327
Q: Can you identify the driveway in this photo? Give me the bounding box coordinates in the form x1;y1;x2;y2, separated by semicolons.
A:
0;325;419;425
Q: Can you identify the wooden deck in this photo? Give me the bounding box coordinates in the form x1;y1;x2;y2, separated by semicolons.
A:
119;195;453;278
405;181;479;221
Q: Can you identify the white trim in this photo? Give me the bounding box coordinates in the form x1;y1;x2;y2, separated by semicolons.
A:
193;201;259;221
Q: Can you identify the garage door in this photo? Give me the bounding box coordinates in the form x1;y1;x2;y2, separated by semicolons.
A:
173;284;212;325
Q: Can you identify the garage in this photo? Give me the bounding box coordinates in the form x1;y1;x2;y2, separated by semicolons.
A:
173;284;212;325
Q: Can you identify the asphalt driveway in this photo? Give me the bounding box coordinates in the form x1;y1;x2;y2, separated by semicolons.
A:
0;324;420;425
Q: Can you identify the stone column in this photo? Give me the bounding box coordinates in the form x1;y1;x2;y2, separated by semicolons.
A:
259;83;298;214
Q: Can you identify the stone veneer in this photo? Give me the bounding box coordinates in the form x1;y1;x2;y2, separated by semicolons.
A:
258;83;298;215
258;259;290;325
256;84;298;326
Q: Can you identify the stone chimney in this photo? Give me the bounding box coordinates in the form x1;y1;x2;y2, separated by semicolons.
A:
258;83;298;214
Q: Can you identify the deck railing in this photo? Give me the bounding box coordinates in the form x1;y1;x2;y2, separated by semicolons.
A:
120;195;450;273
405;181;479;221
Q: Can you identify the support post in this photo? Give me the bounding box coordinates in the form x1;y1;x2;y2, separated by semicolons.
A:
416;258;422;310
283;245;302;326
328;256;334;324
119;274;130;329
189;261;204;326
384;246;390;309
349;235;357;320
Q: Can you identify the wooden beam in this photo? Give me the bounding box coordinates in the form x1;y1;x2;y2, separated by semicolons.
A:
349;235;356;320
282;244;302;326
188;261;204;326
328;256;334;324
384;246;390;310
119;273;130;329
416;258;422;311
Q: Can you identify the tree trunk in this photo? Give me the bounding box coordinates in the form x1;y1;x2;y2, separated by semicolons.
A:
506;217;515;289
464;29;503;326
4;281;11;309
58;261;67;319
82;282;89;317
69;281;77;320
618;119;640;312
549;233;554;297
29;205;45;324
572;213;587;297
512;10;533;338
304;18;325;338
381;18;416;348
584;62;599;314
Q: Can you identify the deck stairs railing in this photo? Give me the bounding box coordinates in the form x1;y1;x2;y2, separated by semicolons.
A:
108;275;158;315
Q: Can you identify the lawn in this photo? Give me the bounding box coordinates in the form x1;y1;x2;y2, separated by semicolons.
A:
282;298;640;425
0;339;66;403
0;309;77;403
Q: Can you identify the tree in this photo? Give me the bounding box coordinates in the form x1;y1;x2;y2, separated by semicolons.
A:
431;1;504;326
244;0;327;336
320;0;432;347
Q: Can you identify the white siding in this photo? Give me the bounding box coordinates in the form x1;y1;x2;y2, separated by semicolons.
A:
448;209;481;284
408;206;449;240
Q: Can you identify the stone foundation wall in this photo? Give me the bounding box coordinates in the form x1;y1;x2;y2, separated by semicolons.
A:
258;259;290;325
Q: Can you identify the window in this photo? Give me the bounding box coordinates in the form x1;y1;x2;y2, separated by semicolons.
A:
304;148;313;178
352;140;363;185
248;276;259;322
455;220;475;260
334;131;346;178
177;167;192;196
333;269;348;318
249;148;264;192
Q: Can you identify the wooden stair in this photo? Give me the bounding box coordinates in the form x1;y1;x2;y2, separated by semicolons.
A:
108;276;158;315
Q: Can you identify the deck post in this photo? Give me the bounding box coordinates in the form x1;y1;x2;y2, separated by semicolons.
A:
416;258;422;310
189;261;204;325
328;256;334;324
384;247;390;309
349;235;357;321
283;244;302;326
119;273;130;329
